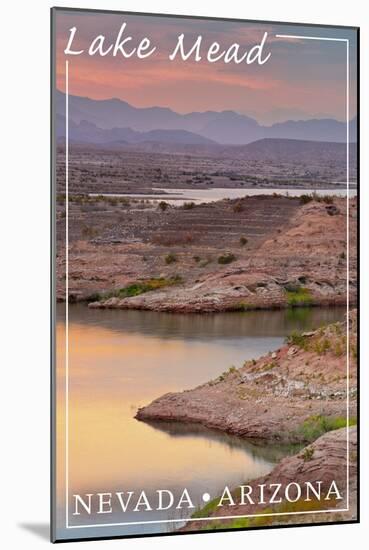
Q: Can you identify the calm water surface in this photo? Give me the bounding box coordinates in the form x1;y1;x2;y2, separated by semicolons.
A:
90;186;356;206
55;305;345;538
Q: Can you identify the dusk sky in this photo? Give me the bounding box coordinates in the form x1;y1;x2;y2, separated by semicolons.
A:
55;10;357;125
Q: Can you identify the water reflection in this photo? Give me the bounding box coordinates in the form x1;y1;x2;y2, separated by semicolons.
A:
144;420;302;462
55;304;345;539
57;303;345;340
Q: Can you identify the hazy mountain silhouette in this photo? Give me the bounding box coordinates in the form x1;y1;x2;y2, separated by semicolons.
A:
56;114;216;145
221;138;356;162
55;90;357;145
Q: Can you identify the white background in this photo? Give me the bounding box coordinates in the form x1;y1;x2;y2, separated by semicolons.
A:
1;0;367;548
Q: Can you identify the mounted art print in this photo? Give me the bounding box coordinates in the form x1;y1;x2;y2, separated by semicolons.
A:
51;7;359;543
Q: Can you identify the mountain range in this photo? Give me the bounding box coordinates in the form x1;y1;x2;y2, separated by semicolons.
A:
56;115;216;146
55;90;357;146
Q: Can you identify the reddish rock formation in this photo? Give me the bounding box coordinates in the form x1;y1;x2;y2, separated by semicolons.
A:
85;197;356;312
181;427;357;532
136;313;357;443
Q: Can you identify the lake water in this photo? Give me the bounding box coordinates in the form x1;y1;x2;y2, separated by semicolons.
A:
90;186;357;206
55;305;346;539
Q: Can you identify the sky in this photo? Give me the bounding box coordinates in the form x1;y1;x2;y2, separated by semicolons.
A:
54;10;357;125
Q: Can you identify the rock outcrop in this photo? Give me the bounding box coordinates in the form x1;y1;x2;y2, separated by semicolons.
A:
181;427;357;531
136;312;357;443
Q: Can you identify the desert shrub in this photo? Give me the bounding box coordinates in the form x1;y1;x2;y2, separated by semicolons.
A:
296;414;356;443
351;343;357;359
319;195;334;204
300;193;334;206
91;276;182;302
192;496;220;519
300;446;315;462
228;301;251;312
158;201;169;211
312;337;331;354
232;201;244;213
285;287;313;307
119;197;130;207
286;330;308;349
165;253;177;264
333;339;345;357
218;253;236;265
240;236;248;246
300;194;314;205
183;202;195;210
81;225;98;239
263;362;277;371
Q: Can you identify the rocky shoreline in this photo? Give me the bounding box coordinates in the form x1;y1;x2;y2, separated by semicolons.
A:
136;312;357;443
135;312;357;529
181;427;357;531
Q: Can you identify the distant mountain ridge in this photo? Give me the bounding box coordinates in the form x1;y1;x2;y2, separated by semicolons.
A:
56;115;216;146
55;90;357;145
225;138;355;161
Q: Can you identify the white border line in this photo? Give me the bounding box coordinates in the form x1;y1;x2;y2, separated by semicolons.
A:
65;59;70;530
276;34;348;42
63;33;352;530
345;37;350;512
67;508;350;529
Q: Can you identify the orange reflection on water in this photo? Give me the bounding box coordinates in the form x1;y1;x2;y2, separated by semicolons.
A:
56;319;274;502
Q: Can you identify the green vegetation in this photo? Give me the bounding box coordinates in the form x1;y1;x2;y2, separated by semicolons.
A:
287;330;308;349
239;236;248;246
351;342;357;359
300;194;314;205
299;193;334;205
228;301;252;312
286;324;348;357
285;306;313;324
158;201;169;211
312;337;331;355
183;202;195;209
295;414;356;443
217;366;239;382
285;287;313;307
196;483;338;531
300;446;315;462
191;496;219;519
165;253;177;264
57;193;132;207
209;517;250;530
218;253;236;265
88;276;182;302
262;361;277;371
